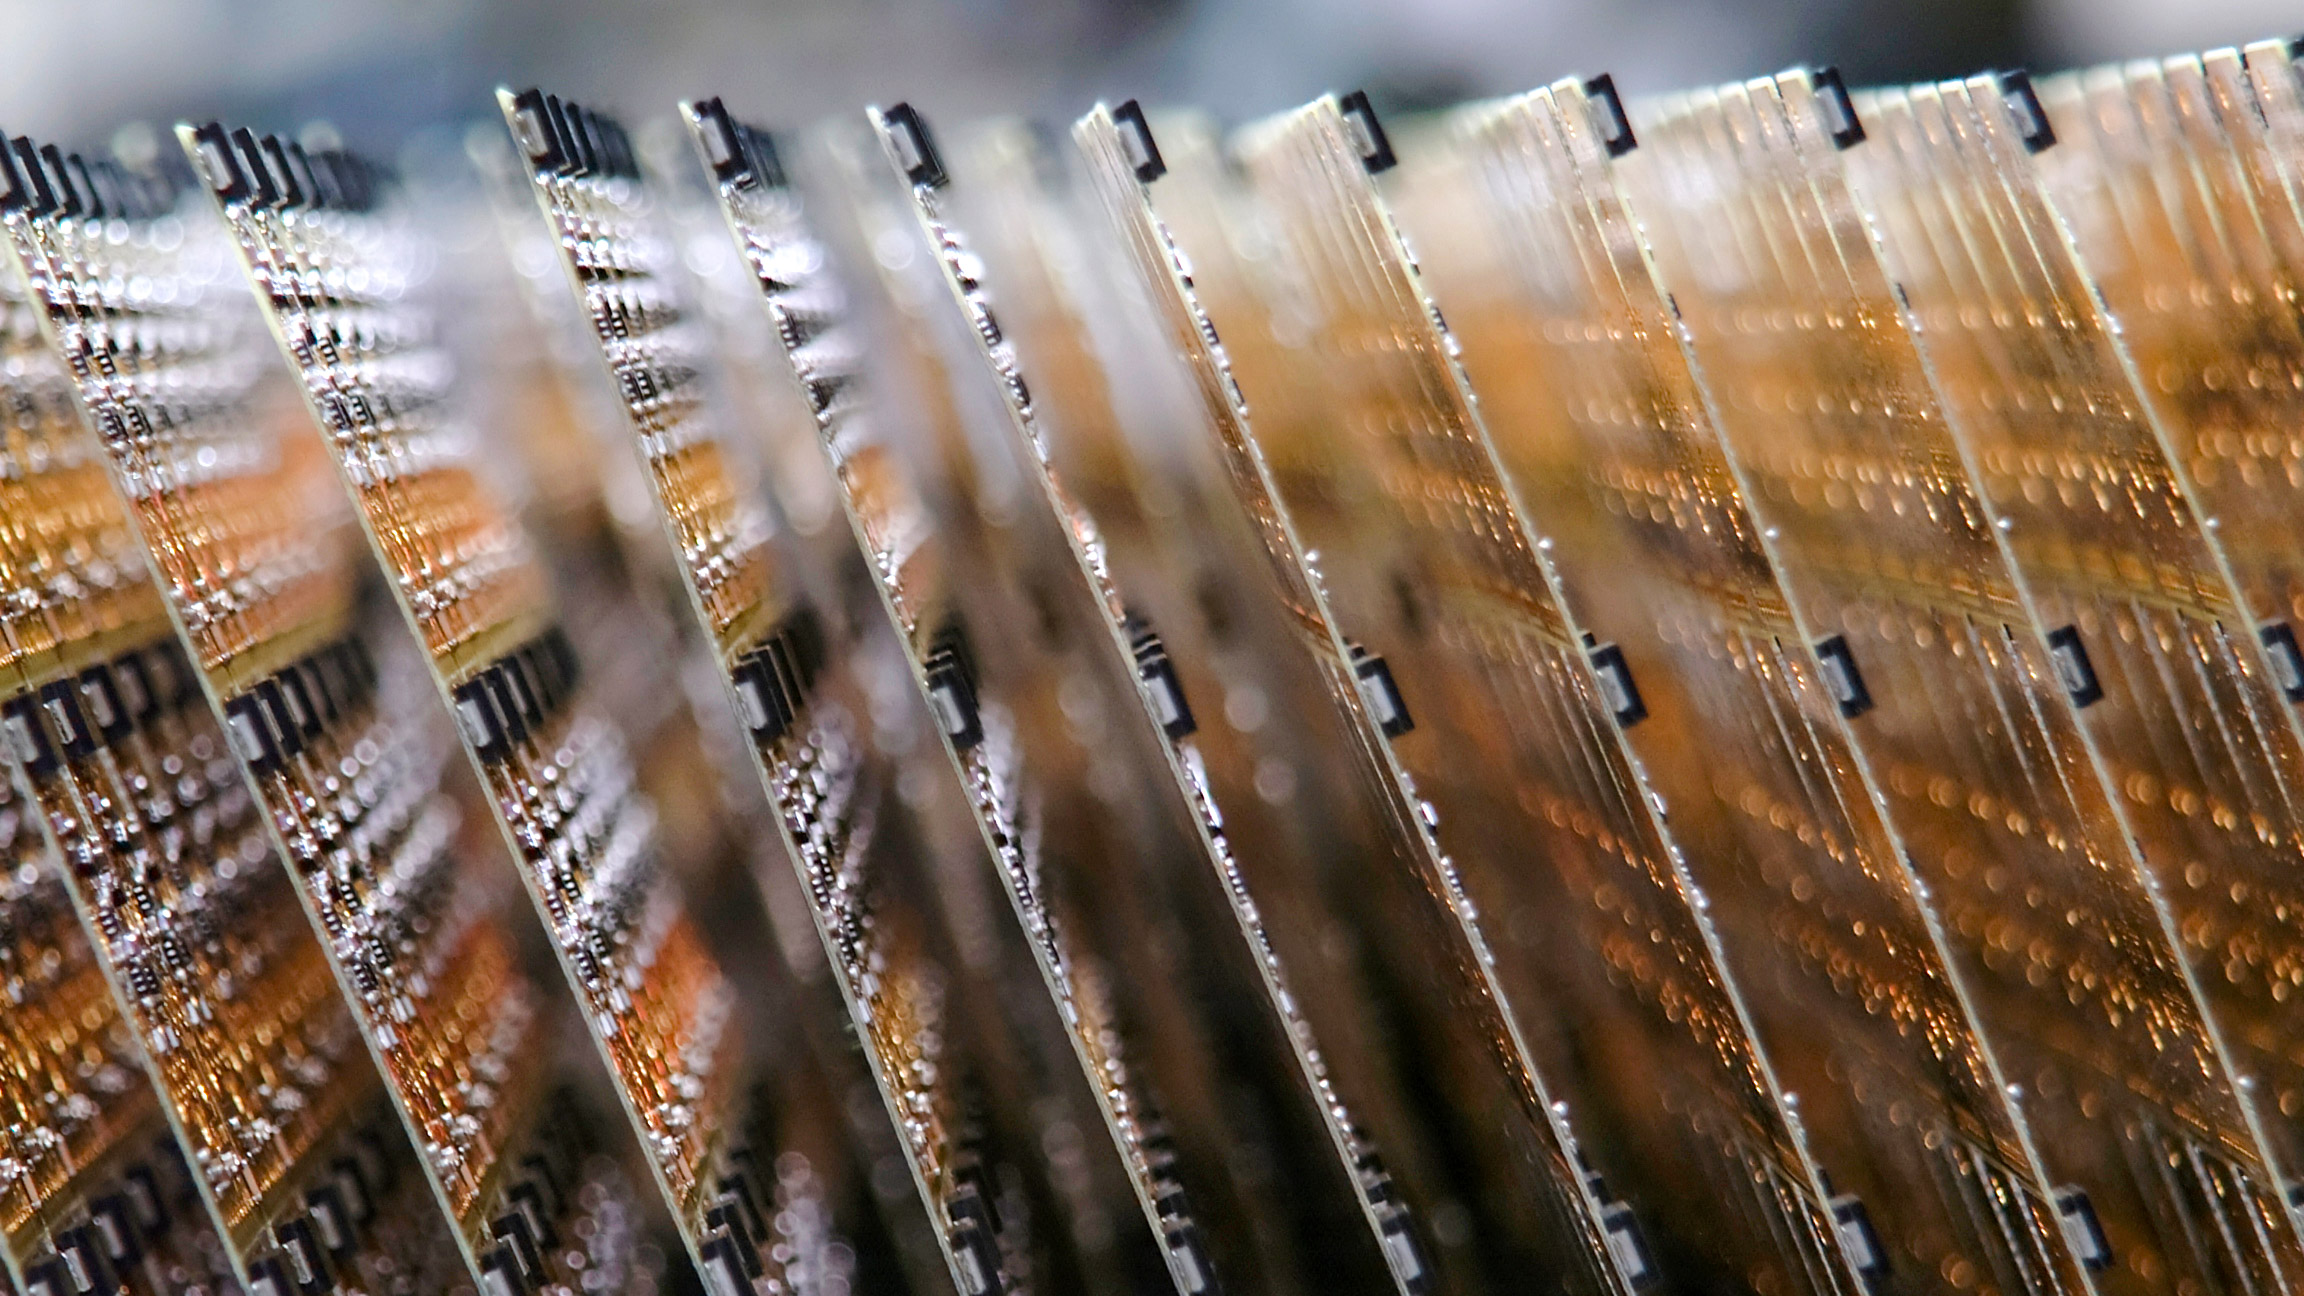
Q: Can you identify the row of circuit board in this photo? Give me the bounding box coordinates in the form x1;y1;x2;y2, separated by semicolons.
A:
1063;45;2304;1296
19;31;2304;1296
0;133;473;1295
8;114;689;1296
167;109;830;1296
496;86;1072;1296
1080;98;1828;1296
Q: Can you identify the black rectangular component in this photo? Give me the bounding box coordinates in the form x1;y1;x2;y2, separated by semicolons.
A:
88;1193;143;1269
55;1225;113;1294
926;620;985;749
705;1201;763;1278
1813;66;1867;148
453;676;512;761
274;1216;334;1294
276;665;325;739
302;1183;358;1259
1998;69;2057;152
508;89;569;173
76;667;133;745
1828;1192;1888;1282
1112;99;1168;182
1584;74;1638;156
733;650;795;743
22;1256;73;1296
1127;613;1197;739
255;679;306;759
701;1234;751;1296
11;138;57;216
191;124;249;202
693;97;754;186
882;102;949;189
1350;642;1413;737
1813;633;1874;718
2263;622;2304;702
39;680;98;758
479;1243;531;1296
2054;1186;2113;1271
2046;624;2103;708
490;1209;545;1286
110;652;158;728
2;692;58;775
229;129;279;208
1587;639;1647;727
1599;1201;1656;1288
1337;89;1398;173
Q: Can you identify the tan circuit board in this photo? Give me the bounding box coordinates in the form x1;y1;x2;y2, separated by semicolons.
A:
695;94;1275;1296
1079;108;1607;1296
6;1123;249;1296
0;795;147;1264
1075;97;1789;1294
1414;71;2228;1294
1852;66;2304;1268
685;102;1201;1296
1227;92;1942;1294
861;97;1514;1296
2034;46;2304;687
173;117;759;1291
19;30;2304;1296
2035;34;2304;1178
1623;67;2298;1291
0;139;464;1294
1060;110;1538;1296
924;116;1468;1295
0;768;205;1293
1399;79;2091;1294
500;86;1066;1296
0;125;599;1292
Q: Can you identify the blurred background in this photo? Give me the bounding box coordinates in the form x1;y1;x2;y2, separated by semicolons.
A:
2;0;2294;160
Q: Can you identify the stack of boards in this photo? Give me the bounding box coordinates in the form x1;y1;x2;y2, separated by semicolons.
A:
6;39;2304;1296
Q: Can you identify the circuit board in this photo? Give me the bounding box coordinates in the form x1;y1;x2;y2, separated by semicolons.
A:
0;124;636;1296
0;769;240;1296
12;29;2304;1296
914;113;1483;1296
1851;66;2304;1273
680;92;1279;1296
1384;79;2083;1295
172;116;773;1293
1226;91;1942;1294
497;86;1096;1296
1625;68;2296;1290
0;137;472;1295
1074;95;1804;1294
